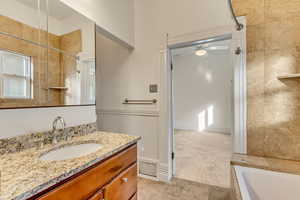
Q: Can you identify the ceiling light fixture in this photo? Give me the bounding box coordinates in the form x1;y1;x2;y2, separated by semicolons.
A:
195;49;207;56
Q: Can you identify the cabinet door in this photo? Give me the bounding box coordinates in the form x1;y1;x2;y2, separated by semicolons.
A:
105;164;137;200
89;190;103;200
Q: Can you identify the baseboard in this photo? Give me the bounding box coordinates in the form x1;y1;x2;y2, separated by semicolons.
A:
138;174;159;181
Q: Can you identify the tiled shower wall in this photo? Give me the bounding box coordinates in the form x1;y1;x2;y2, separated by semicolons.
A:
233;0;300;160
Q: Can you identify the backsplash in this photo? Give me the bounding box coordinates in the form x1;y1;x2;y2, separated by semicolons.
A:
0;123;97;155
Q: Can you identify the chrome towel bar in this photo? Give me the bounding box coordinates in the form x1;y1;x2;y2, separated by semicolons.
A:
123;98;157;105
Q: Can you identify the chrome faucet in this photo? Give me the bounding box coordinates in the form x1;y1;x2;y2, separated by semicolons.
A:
52;116;66;144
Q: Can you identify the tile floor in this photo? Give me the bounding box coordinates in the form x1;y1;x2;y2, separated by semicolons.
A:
138;177;231;200
175;130;232;188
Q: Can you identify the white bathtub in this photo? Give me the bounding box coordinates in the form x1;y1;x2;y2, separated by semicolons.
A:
234;165;300;200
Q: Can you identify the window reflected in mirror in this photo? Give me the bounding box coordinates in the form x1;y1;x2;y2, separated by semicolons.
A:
0;50;33;99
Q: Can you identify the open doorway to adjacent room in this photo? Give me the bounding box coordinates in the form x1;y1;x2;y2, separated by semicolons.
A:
170;35;234;188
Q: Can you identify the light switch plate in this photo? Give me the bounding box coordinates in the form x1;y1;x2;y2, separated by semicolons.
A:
149;84;158;93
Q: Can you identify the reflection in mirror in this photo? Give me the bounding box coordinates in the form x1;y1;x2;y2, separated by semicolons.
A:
46;0;96;106
0;50;32;99
46;51;96;106
0;0;48;45
0;0;96;108
0;33;46;108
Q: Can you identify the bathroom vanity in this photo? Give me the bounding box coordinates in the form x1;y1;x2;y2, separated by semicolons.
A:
35;144;137;200
0;0;140;199
0;131;140;200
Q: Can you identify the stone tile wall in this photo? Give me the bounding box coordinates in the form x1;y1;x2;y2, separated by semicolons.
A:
233;0;300;160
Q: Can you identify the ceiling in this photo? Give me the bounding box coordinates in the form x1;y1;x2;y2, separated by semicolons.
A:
171;39;231;56
15;0;74;20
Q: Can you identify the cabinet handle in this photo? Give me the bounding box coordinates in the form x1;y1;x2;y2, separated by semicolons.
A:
122;177;128;183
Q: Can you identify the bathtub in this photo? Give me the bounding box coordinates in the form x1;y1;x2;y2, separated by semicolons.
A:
234;165;300;200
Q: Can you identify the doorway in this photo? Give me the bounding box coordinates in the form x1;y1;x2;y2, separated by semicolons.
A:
170;36;233;188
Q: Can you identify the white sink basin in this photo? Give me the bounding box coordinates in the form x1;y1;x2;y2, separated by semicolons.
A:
39;143;103;161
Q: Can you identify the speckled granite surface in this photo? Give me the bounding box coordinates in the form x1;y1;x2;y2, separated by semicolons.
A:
0;123;97;155
0;132;140;200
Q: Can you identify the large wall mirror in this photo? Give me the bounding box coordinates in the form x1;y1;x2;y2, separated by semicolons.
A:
0;0;96;109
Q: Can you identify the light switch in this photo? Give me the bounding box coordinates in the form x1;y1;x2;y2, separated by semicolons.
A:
149;84;158;93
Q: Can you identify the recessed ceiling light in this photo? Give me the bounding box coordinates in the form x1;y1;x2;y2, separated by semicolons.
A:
195;49;207;56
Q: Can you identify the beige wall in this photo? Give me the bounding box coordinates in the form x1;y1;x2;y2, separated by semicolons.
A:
233;0;300;160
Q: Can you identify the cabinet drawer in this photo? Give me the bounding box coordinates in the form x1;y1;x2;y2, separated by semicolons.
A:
38;145;137;200
89;190;103;200
105;164;137;200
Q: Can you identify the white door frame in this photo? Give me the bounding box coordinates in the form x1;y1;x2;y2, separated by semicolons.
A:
158;17;247;180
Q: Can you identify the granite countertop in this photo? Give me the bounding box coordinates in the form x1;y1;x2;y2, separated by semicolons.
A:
0;132;140;200
231;153;300;175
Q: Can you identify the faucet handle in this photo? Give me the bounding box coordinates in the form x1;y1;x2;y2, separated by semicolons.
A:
52;116;66;131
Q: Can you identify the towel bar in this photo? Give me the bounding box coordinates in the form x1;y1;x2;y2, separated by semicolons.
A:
123;99;157;105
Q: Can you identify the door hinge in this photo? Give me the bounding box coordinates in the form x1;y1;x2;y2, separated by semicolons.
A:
172;152;175;160
171;62;173;71
235;47;242;55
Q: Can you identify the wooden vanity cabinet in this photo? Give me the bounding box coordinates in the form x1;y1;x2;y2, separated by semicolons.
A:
88;190;103;200
35;144;137;200
104;164;137;200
